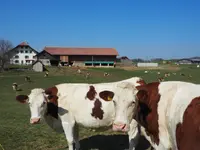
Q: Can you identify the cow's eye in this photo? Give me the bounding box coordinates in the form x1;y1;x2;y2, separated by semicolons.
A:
128;101;135;107
41;101;46;107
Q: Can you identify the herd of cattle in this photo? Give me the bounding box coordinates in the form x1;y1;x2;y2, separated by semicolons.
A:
15;77;200;150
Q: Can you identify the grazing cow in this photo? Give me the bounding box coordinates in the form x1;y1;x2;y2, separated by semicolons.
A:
104;72;109;77
134;81;200;150
180;73;185;76
12;83;18;91
44;71;49;77
77;69;81;74
15;77;147;150
158;77;164;82
172;72;176;75
25;76;31;82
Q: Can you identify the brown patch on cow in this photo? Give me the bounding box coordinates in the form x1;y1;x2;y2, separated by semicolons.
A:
44;86;58;119
135;82;160;145
91;98;104;120
16;95;28;103
99;90;114;101
86;86;97;100
176;97;200;150
136;79;146;86
44;86;58;106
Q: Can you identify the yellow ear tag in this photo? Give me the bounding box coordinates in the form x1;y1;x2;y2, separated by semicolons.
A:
107;96;112;101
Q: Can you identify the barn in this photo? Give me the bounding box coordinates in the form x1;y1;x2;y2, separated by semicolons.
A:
43;47;119;67
36;50;59;66
32;60;45;72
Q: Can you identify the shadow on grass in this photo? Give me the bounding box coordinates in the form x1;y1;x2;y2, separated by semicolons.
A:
64;134;151;150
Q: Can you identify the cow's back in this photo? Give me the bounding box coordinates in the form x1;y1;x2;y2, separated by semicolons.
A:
56;83;115;128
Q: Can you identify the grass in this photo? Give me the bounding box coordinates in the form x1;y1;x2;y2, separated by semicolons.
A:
0;65;200;150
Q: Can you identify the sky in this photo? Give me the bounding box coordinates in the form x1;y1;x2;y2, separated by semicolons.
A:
1;0;200;59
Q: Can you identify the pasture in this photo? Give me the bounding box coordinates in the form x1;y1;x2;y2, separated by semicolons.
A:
0;64;200;150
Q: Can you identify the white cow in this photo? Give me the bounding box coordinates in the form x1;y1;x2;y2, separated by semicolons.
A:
15;77;147;150
133;81;200;150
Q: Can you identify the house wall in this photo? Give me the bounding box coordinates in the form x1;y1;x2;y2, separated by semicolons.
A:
10;46;37;65
33;62;43;72
39;59;51;66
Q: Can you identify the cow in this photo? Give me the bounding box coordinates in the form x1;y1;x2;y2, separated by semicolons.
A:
134;81;200;150
15;77;147;150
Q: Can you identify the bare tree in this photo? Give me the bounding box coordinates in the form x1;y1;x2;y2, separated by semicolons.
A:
0;39;13;71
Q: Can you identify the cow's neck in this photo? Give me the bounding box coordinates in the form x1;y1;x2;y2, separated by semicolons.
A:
42;109;64;133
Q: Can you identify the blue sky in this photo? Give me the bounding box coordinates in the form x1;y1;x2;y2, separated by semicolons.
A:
1;0;200;59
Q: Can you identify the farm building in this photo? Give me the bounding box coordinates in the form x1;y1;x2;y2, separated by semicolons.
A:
8;41;38;65
32;60;45;72
177;58;200;64
137;62;158;67
177;59;192;64
119;56;133;66
36;50;59;66
41;47;119;67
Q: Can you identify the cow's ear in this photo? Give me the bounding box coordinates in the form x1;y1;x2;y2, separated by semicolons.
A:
99;90;114;101
136;89;148;103
16;95;29;103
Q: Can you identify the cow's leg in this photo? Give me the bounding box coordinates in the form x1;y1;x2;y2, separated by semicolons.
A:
73;123;80;150
59;112;76;150
62;121;74;150
127;119;140;150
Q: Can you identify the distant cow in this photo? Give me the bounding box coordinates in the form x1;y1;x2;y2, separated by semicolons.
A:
25;76;31;82
44;71;49;77
134;81;200;150
104;72;109;77
15;77;148;150
12;83;18;91
158;77;164;82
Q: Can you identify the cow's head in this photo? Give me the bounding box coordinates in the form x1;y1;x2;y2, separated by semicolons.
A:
99;82;139;132
133;82;161;145
16;87;58;124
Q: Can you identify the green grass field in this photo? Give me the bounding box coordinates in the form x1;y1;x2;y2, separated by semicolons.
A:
0;65;200;150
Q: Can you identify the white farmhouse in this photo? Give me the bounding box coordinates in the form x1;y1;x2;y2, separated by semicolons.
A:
8;42;38;65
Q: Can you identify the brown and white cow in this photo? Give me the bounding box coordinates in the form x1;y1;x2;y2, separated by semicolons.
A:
15;77;146;150
134;81;200;150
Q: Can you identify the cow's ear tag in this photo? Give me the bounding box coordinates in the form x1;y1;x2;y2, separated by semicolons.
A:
107;96;113;101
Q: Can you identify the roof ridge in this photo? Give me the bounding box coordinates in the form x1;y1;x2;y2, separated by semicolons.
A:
44;46;115;49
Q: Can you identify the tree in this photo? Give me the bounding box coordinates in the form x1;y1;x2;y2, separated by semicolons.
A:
0;39;13;71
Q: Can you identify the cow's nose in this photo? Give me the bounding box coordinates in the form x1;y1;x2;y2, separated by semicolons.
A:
30;118;40;124
112;123;128;132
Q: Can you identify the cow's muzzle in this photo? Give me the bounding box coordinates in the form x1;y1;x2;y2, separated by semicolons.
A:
30;118;40;124
112;123;129;132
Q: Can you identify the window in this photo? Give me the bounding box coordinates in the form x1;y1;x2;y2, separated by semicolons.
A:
25;46;28;49
15;60;19;63
26;60;30;63
25;55;29;59
20;50;23;53
30;51;32;53
15;55;19;58
20;46;23;49
25;51;28;53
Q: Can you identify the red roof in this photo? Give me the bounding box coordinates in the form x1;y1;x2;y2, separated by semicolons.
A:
44;47;119;56
19;42;29;46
